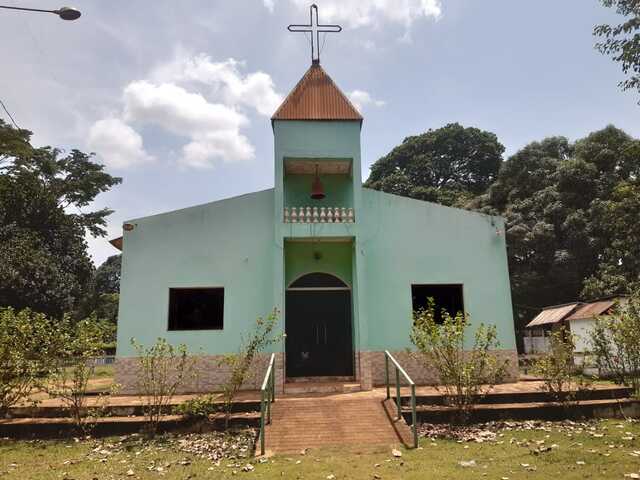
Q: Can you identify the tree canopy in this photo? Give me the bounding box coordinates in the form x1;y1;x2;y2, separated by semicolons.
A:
479;125;640;329
595;0;640;100
365;123;504;207
0;120;121;318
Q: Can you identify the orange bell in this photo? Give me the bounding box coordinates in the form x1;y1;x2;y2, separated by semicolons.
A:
310;164;325;200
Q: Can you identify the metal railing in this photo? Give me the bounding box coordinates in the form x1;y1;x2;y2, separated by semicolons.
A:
259;353;276;456
384;350;418;448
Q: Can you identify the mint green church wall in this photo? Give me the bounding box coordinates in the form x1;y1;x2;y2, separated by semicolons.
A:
358;188;516;351
284;241;353;287
116;189;276;357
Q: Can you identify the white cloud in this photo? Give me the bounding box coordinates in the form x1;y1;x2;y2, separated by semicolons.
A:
181;131;255;169
151;54;283;116
266;0;442;28
123;81;248;135
122;80;254;168
348;90;386;111
88;54;278;170
87;118;153;169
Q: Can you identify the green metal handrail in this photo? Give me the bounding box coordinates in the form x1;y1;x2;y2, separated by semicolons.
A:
259;353;276;456
384;350;418;448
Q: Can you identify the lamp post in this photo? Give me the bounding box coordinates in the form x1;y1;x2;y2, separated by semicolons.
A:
0;5;80;20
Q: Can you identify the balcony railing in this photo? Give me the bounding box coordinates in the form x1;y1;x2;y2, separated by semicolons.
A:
284;206;355;223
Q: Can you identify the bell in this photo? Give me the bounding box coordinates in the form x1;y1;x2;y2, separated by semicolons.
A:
310;165;325;200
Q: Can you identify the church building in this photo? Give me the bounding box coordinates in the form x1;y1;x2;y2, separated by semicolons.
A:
112;9;518;393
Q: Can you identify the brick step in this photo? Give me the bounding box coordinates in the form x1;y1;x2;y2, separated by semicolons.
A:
395;385;633;406
286;376;355;383
284;382;361;395
404;397;640;424
262;395;410;454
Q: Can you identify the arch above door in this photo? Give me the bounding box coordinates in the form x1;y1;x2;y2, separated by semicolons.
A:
287;272;349;290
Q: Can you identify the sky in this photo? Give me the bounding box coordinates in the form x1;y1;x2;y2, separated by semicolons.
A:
0;0;638;266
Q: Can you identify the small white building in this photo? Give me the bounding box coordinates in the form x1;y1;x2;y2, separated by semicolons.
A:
523;303;581;354
523;297;627;363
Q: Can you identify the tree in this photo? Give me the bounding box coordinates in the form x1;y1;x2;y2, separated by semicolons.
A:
95;254;121;295
595;0;640;99
365;123;504;207
0;120;121;317
480;126;640;331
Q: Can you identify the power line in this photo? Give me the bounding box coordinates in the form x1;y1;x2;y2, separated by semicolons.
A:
0;99;19;129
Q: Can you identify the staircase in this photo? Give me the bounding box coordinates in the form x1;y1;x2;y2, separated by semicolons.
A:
262;392;410;454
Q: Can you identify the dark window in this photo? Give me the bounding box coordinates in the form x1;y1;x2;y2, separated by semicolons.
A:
411;284;464;324
168;288;224;330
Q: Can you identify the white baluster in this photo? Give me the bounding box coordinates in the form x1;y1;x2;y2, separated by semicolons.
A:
334;207;341;222
312;207;319;223
327;207;333;223
284;207;290;223
341;207;347;223
291;207;298;223
305;207;312;223
319;207;326;223
347;208;354;223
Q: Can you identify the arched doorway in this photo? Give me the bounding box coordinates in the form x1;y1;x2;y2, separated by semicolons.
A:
285;272;354;377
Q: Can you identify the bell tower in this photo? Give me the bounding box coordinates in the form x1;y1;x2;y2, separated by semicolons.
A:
272;63;363;228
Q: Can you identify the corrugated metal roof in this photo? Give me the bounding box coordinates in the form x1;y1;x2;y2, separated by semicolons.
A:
272;64;362;121
109;236;123;251
567;300;617;321
526;303;581;328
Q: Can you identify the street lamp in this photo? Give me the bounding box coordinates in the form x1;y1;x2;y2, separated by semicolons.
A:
0;5;81;20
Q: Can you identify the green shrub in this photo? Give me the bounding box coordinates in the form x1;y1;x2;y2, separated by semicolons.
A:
45;316;114;431
0;307;64;415
175;394;219;419
219;309;281;428
131;338;197;436
532;327;582;401
589;292;640;395
410;299;507;422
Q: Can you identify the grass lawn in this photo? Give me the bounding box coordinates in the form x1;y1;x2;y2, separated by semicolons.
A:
1;420;640;479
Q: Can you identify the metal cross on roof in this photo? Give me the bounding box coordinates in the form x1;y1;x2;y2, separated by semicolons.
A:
288;4;342;65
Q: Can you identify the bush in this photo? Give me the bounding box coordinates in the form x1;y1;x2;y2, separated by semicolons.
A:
589;292;640;395
532;327;584;401
219;309;281;428
0;307;63;416
410;300;507;422
45;316;114;431
131;338;197;436
175;394;219;419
